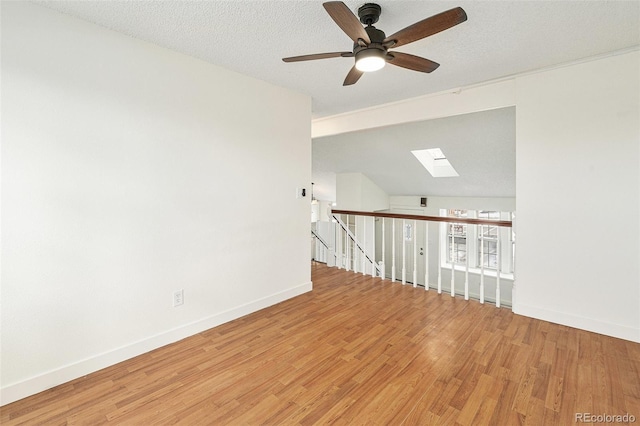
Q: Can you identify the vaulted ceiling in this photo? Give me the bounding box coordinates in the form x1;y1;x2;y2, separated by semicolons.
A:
313;107;515;200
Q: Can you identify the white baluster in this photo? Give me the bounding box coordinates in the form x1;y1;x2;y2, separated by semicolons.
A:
354;216;358;274
346;215;350;272
465;225;471;301
437;223;442;294
413;220;418;288
381;218;386;280
496;226;502;308
371;217;376;277
328;227;335;267
362;216;366;276
480;224;485;304
402;219;406;285
450;229;455;297
340;220;345;269
334;220;343;269
425;223;429;291
391;218;396;282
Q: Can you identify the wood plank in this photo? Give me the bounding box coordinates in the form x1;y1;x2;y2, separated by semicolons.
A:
2;262;639;425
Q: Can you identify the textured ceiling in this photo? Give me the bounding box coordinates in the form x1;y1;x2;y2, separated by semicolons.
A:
313;107;516;200
29;1;640;200
36;0;640;118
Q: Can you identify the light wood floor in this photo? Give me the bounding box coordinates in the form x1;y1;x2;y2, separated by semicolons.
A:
2;262;639;425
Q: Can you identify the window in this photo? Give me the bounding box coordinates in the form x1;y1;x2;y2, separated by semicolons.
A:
477;211;499;269
440;209;514;277
446;209;467;264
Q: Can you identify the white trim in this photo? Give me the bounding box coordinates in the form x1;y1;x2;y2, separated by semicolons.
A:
443;263;514;281
311;79;516;138
0;282;313;406
311;46;638;137
514;303;640;344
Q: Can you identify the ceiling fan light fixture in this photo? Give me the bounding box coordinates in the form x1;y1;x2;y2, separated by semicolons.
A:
355;49;386;72
282;2;468;85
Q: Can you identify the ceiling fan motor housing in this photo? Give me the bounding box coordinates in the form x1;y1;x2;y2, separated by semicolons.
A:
353;26;386;54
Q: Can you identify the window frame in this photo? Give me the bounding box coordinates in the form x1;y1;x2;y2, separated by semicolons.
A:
439;209;514;280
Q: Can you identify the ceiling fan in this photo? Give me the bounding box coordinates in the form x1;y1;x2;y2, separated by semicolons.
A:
282;1;467;86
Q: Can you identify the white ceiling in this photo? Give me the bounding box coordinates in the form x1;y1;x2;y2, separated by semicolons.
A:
32;0;639;201
36;0;639;119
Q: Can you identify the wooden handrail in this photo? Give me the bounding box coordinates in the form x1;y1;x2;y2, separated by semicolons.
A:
331;209;512;228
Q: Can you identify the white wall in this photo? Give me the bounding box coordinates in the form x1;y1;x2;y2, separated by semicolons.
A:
335;173;362;210
318;200;334;223
514;51;640;342
336;172;389;211
315;49;640;343
1;2;312;404
361;173;390;212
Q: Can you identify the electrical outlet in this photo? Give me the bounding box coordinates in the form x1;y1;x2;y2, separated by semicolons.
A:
173;289;184;307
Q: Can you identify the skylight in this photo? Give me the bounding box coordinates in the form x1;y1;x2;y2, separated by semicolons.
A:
411;148;459;177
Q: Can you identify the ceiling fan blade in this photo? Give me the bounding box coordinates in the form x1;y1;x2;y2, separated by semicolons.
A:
386;52;440;73
383;7;467;48
283;52;354;62
323;1;371;45
343;66;364;86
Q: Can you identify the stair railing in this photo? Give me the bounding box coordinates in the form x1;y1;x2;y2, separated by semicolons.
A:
331;212;382;277
330;209;514;308
311;228;336;265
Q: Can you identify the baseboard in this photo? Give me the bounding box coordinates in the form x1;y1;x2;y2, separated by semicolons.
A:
0;281;313;406
513;302;640;343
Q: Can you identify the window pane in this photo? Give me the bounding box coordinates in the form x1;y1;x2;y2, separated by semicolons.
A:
450;223;467;236
477;211;499;269
478;210;499;219
478;240;497;269
450;239;466;263
481;225;498;238
448;209;468;218
447;209;467;264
